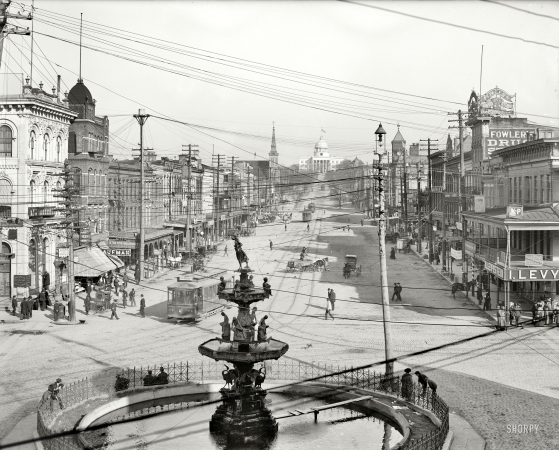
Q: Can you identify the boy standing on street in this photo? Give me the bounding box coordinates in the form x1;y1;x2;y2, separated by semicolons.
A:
110;299;119;320
140;294;146;317
325;297;335;320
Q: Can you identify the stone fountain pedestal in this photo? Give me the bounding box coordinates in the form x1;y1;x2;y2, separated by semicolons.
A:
198;267;288;444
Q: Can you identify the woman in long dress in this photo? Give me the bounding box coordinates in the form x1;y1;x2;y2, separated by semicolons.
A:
496;306;506;330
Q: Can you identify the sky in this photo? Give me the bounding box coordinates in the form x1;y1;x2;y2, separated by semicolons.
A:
2;0;558;168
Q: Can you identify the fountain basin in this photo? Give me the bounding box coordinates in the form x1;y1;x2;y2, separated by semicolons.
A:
78;382;409;449
198;338;289;363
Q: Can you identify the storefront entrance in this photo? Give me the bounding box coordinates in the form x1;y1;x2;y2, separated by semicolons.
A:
0;242;12;297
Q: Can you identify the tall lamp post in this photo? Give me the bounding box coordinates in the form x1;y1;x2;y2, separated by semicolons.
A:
374;123;394;379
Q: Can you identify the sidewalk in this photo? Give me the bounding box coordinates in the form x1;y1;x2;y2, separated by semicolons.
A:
409;240;538;326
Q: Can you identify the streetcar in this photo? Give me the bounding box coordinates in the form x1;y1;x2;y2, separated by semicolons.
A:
167;270;230;321
302;210;313;222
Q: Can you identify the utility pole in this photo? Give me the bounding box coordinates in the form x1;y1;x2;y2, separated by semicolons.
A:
449;110;468;287
420;138;437;260
230;156;236;217
133;109;149;282
416;163;422;253
441;151;447;272
185;144;192;254
401;148;408;235
54;160;79;322
0;1;32;69
213;155;224;239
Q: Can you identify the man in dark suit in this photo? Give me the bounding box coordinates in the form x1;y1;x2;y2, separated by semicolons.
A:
11;295;18;316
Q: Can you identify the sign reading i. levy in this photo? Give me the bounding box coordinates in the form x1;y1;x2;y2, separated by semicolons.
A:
506;268;559;281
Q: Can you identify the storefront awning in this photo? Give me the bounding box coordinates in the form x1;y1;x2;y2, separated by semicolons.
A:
73;246;122;278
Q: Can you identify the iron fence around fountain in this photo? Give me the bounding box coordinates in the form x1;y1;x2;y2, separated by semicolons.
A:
37;360;449;450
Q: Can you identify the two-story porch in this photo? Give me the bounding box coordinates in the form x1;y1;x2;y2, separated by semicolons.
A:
463;205;559;304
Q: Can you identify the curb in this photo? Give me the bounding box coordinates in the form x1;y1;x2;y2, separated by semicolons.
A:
410;247;496;323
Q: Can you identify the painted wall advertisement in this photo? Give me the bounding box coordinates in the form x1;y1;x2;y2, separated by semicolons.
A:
486;128;532;156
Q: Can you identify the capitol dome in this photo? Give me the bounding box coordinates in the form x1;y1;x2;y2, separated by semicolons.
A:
315;139;328;150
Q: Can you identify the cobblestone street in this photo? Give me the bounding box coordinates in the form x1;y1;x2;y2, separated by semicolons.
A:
1;202;558;450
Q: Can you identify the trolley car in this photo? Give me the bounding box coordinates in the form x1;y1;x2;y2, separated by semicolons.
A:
167;269;229;321
302;210;313;222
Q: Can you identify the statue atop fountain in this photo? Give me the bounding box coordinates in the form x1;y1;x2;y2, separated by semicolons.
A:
198;236;288;444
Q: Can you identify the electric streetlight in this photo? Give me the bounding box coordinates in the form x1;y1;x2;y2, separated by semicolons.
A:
374;123;394;380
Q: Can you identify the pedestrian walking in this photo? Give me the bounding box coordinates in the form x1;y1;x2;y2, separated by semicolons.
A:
110;299;119;320
483;292;491;310
307;223;310;232
476;283;483;305
544;300;551;325
390;247;396;260
401;368;414;401
435;251;440;265
122;288;128;308
38;290;46;311
451;282;458;299
114;277;120;294
140;294;146;317
328;288;336;311
325;297;335;320
122;272;129;290
496;305;506;330
53;299;62;321
285;223;287;231
11;295;17;316
42;271;51;292
391;283;398;301
129;288;136;306
224;245;228;256
84;293;91;315
513;303;523;328
392;283;402;301
536;302;545;327
269;240;273;250
553;302;559;327
20;297;27;320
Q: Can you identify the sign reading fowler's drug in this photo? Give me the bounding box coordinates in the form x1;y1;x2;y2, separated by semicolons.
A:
506;268;559;281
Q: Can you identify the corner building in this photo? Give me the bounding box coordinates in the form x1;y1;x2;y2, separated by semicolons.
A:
0;79;75;298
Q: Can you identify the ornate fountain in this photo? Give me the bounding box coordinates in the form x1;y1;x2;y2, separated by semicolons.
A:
198;236;289;444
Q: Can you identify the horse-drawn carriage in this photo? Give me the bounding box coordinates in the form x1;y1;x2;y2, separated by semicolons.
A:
343;255;361;278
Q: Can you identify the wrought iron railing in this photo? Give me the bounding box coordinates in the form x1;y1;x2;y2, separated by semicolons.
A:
37;360;449;450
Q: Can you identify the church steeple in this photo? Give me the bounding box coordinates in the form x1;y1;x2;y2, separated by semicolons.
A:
269;122;278;166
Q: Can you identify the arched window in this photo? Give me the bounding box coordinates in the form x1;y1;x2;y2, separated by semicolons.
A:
0;125;13;157
43;134;50;161
30;130;36;159
56;136;62;163
30;180;37;205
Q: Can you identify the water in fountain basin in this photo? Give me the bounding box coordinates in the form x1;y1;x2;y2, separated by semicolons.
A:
101;392;403;449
